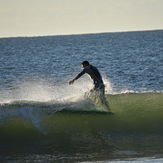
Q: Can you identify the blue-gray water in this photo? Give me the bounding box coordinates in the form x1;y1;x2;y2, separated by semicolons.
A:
0;30;163;162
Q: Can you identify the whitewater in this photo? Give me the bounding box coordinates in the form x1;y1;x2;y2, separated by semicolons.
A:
0;30;163;162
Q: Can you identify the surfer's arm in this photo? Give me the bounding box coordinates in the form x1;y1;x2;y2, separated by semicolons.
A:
69;69;86;85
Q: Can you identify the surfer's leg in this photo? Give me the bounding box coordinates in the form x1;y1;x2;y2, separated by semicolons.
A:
98;86;110;111
84;86;111;112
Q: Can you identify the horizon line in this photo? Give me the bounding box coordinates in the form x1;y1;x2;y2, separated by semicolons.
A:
0;28;162;39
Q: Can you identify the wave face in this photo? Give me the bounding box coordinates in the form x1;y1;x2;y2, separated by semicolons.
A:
0;93;163;162
0;93;162;132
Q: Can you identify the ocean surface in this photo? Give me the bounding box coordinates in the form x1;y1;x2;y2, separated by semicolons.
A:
0;30;163;162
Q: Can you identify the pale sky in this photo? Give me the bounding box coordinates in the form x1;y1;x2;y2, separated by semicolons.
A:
0;0;163;38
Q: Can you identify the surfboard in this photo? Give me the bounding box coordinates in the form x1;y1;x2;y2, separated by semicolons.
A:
61;108;113;114
82;109;113;114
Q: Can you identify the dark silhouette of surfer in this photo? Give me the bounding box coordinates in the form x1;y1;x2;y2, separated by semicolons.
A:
69;61;110;112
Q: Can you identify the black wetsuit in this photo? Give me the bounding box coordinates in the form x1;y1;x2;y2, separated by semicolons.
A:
73;65;110;111
73;65;104;90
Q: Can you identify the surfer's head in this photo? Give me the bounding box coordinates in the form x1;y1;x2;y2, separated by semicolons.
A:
82;61;89;68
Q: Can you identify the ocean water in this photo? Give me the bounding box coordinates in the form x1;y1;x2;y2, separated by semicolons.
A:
0;30;163;162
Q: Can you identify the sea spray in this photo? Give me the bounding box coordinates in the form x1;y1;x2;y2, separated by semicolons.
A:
1;76;160;133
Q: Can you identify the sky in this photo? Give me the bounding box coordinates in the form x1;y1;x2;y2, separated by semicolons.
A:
0;0;163;38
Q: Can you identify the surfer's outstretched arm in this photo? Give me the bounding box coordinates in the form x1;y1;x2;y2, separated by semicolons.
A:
69;69;86;85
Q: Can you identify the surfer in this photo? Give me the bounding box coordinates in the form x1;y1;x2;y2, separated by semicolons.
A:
69;61;110;111
69;61;104;91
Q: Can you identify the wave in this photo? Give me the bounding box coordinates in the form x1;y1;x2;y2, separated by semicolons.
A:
0;92;162;134
0;92;163;161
